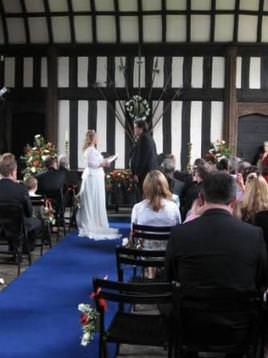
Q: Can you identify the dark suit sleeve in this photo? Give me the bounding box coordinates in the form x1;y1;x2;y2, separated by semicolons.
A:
256;228;268;290
165;228;177;282
21;186;33;218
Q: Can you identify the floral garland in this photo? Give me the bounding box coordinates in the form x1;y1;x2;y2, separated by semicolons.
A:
125;95;150;122
106;169;135;192
21;134;57;178
78;304;97;346
205;140;232;164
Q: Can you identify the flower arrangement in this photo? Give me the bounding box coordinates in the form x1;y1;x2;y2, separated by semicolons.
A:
125;95;150;122
21;134;57;178
106;169;135;192
78;303;97;346
205;140;232;163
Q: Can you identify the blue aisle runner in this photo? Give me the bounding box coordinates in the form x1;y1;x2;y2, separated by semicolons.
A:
0;221;130;358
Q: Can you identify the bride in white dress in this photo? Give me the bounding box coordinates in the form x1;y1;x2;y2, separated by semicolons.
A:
76;130;120;239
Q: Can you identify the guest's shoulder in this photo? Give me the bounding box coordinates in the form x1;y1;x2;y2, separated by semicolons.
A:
133;199;148;211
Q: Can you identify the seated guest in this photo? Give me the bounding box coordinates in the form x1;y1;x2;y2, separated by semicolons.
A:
166;172;267;358
0;153;41;250
36;156;65;195
216;158;229;172
241;173;268;248
131;170;181;249
36;156;66;223
132;170;181;278
182;164;210;221
161;155;185;198
24;176;39;197
58;154;80;206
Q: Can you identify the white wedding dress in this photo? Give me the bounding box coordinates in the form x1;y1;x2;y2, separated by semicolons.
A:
76;146;120;239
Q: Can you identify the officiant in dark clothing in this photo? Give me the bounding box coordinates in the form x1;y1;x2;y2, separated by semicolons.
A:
130;120;158;198
0;153;41;250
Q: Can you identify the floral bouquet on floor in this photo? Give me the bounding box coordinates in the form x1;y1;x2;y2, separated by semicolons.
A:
205;140;232;164
21;134;57;178
78;303;97;346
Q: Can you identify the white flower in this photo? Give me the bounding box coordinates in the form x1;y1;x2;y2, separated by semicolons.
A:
34;134;41;139
78;303;89;313
81;332;91;346
31;167;36;173
0;278;5;285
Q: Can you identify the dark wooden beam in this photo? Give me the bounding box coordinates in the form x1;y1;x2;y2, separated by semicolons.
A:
233;0;240;42
137;0;143;44
46;46;58;144
0;0;8;44
210;0;216;42
257;0;264;42
67;0;76;43
57;87;224;101
90;0;97;43
186;0;191;42
162;0;166;43
3;9;268;17
43;0;53;44
1;43;268;57
114;0;121;44
224;46;238;153
20;0;30;44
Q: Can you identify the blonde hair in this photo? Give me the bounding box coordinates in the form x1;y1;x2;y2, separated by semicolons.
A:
241;173;268;222
83;130;96;151
24;176;38;191
143;170;172;212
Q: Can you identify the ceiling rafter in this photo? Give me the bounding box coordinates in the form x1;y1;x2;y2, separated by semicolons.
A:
210;0;216;42
67;0;75;43
233;0;240;42
114;0;120;44
20;0;30;44
0;0;8;44
186;0;191;42
137;0;143;44
43;0;53;44
2;9;268;18
90;0;97;43
257;0;264;42
162;0;166;43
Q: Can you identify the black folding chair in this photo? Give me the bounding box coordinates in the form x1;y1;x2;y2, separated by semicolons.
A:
92;278;173;358
173;285;265;358
0;203;32;276
42;189;66;238
132;224;173;248
125;224;173;281
30;196;52;255
116;246;166;282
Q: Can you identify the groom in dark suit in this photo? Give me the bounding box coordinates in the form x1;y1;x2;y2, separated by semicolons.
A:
130;120;158;198
166;172;267;357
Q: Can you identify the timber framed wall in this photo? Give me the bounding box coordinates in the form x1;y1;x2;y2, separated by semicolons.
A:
1;0;268;169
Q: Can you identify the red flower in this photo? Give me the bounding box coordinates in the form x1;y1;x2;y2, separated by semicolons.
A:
80;313;89;326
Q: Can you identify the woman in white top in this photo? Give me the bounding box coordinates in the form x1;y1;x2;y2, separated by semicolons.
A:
76;130;120;239
131;170;181;250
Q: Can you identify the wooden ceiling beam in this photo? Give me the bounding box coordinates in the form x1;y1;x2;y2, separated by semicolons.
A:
43;0;53;44
21;0;30;44
0;0;8;44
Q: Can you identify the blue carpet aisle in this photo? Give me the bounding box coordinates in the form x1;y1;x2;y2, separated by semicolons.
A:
0;220;130;358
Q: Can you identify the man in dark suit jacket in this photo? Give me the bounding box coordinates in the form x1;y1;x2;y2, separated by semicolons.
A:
166;172;267;357
130;120;158;198
36;156;66;222
0;153;40;250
